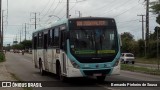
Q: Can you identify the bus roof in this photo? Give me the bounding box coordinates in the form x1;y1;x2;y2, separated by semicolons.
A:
69;17;114;20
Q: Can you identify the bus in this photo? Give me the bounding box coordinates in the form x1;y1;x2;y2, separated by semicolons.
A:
32;17;121;81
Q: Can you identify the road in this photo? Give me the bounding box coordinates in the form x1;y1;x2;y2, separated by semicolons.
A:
5;52;160;90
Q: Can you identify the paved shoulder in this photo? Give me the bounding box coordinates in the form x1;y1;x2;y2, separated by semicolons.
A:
0;62;23;90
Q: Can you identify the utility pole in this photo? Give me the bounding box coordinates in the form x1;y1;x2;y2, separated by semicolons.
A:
7;0;8;24
76;11;82;17
19;30;21;43
78;11;81;17
146;0;150;54
25;23;27;40
30;12;40;30
157;28;159;70
0;0;2;51
2;10;4;50
138;14;145;40
35;13;37;29
67;0;69;18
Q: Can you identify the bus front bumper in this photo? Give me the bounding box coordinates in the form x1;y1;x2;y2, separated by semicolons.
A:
67;65;120;77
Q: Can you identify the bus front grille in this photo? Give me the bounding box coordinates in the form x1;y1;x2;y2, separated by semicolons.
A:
83;69;111;76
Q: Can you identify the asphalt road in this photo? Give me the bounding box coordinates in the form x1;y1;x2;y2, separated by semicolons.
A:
5;52;160;90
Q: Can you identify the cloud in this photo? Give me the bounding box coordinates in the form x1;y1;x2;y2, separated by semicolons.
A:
2;0;158;45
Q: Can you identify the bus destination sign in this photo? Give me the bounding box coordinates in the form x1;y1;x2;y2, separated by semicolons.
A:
76;20;107;26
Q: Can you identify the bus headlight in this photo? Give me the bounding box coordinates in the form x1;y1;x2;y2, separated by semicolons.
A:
113;59;120;67
70;60;80;69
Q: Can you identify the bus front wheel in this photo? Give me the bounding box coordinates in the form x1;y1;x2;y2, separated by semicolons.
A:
97;76;105;82
56;63;67;82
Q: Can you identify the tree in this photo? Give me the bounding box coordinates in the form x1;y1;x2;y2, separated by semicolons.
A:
121;32;134;41
20;40;32;49
12;44;24;50
120;32;137;55
137;39;145;57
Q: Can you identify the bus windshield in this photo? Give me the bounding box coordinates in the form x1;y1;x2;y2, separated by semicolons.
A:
70;27;118;57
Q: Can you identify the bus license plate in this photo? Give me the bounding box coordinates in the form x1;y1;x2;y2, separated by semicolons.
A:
93;74;102;76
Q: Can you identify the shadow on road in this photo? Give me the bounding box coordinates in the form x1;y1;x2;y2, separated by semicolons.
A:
35;71;108;87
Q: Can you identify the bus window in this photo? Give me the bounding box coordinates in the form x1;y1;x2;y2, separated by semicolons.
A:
43;33;48;49
61;30;67;51
48;30;52;47
38;32;43;48
33;36;37;49
53;28;60;47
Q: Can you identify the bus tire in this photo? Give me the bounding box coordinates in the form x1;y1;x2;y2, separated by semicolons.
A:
132;61;135;64
39;60;45;76
56;62;67;82
97;76;105;82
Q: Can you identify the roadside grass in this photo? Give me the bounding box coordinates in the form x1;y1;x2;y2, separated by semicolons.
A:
135;57;158;64
121;64;160;76
10;73;32;90
0;52;5;62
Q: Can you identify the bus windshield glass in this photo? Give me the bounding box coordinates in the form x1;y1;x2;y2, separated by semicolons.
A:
70;27;118;57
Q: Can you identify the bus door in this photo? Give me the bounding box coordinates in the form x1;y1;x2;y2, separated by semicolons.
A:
61;30;67;74
47;29;53;72
43;32;49;71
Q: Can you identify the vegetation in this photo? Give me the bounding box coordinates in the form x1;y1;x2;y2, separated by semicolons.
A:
0;52;5;62
121;64;160;76
5;40;32;51
120;1;160;58
135;58;158;64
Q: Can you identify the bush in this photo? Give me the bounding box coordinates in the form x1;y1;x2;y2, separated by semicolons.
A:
0;52;5;62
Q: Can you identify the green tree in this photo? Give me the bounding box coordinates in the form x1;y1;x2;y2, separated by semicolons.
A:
12;44;24;50
120;32;137;55
137;39;145;57
20;40;32;49
121;32;134;40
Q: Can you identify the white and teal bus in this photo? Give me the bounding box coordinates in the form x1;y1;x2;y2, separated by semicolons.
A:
32;17;121;81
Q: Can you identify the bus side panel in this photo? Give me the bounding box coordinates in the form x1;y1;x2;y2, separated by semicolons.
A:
47;49;53;72
33;49;38;68
43;49;49;71
37;49;44;69
60;51;67;76
52;49;60;74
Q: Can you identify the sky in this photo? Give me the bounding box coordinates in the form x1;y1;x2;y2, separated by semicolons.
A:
1;0;159;46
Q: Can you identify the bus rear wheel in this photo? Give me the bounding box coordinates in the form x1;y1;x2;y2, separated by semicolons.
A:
39;60;45;76
97;76;106;82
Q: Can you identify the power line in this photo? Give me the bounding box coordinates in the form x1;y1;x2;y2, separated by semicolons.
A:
41;0;56;20
40;0;51;14
82;0;117;14
55;2;66;15
117;19;139;23
49;0;62;17
60;2;77;19
99;0;135;16
45;0;62;24
113;3;139;18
